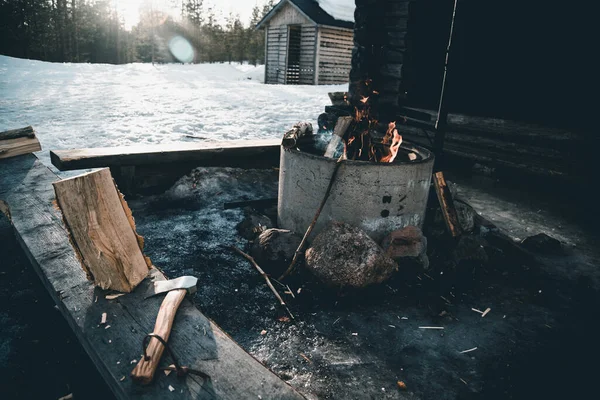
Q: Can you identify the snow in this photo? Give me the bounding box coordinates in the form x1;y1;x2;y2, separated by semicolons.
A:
317;0;355;22
0;55;346;168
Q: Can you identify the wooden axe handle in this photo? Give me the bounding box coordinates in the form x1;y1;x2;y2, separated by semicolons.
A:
131;288;187;384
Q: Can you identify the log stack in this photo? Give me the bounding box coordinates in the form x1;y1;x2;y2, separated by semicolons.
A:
0;126;42;159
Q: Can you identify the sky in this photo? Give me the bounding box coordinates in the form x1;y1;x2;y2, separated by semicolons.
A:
120;0;267;30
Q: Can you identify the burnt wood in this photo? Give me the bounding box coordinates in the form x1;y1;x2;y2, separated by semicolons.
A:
0;154;305;400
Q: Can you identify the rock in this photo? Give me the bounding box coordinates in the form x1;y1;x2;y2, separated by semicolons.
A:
455;200;477;233
251;229;302;274
381;225;429;269
453;235;489;266
521;233;563;254
305;221;398;288
236;207;275;240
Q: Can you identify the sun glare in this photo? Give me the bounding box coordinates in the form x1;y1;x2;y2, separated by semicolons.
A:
121;0;143;31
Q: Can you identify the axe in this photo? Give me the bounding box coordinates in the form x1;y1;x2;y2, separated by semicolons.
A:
131;276;199;384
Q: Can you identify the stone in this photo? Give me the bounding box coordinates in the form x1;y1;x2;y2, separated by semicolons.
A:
236;207;274;240
455;200;477;233
304;221;398;288
453;235;489;266
251;229;302;275
521;233;563;254
382;225;429;270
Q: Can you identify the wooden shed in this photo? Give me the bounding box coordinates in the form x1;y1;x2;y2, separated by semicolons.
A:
256;0;354;85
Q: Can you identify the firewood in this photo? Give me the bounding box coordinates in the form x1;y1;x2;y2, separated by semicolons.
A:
0;126;41;160
433;171;463;238
282;122;313;149
324;116;353;158
53;168;150;293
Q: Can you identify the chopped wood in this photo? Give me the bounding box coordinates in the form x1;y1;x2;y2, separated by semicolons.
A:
100;312;107;325
460;347;478;354
168;385;175;392
433;171;463;237
260;330;267;335
105;293;126;300
0;126;41;160
324;116;353;158
471;308;484;314
481;307;491;318
397;381;407;390
408;152;417;161
231;246;295;320
53;168;150;293
282;122;313;149
0;126;35;140
58;393;73;400
418;326;445;330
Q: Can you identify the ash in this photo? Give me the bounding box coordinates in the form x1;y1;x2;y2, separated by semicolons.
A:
129;167;600;400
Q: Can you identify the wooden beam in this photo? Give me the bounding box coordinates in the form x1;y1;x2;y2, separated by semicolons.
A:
50;139;281;171
0;154;305;400
433;171;462;238
53;168;150;293
0;126;41;160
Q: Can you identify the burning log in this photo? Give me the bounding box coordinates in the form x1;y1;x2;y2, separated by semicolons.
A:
282;122;313;149
324;116;353;158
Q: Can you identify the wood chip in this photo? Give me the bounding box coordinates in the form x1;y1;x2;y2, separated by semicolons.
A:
260;330;267;335
471;308;484;314
297;288;302;294
120;376;126;382
168;385;175;392
408;153;417;161
105;293;125;300
397;381;407;390
104;324;111;329
164;369;172;376
460;378;468;385
299;353;312;363
278;316;291;323
100;312;107;325
58;394;73;400
352;332;358;336
418;326;444;330
481;307;491;318
460;347;478;354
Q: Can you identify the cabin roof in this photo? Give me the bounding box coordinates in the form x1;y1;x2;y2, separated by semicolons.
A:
256;0;354;30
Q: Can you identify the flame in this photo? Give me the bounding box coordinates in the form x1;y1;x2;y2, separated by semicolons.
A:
380;129;403;163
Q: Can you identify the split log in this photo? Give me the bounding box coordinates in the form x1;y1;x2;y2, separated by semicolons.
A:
433;171;463;238
53;168;150;293
282;122;313;149
324;116;353;158
0;126;41;159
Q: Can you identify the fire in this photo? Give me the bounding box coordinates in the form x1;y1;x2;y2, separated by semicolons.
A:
342;80;403;163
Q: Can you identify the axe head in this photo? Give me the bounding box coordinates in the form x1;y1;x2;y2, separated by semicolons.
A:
146;276;198;298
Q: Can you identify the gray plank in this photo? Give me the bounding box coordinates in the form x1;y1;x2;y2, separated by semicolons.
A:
0;154;305;400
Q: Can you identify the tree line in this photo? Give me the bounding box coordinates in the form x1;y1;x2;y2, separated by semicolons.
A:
0;0;275;64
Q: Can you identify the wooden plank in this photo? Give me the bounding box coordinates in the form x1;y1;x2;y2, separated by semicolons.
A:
0;136;42;159
0;154;305;400
53;168;150;293
50;139;281;171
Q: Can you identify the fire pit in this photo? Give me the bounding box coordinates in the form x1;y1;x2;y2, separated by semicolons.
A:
278;141;434;242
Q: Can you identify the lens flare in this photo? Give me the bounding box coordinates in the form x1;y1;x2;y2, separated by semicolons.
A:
169;36;195;63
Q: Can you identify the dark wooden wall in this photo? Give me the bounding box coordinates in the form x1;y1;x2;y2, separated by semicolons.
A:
407;0;594;132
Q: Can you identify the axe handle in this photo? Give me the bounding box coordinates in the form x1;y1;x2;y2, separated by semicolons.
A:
131;288;187;384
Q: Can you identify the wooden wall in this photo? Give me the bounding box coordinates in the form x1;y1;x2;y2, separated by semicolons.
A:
266;26;288;84
317;27;353;85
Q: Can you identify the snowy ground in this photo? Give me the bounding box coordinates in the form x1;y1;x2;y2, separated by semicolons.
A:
0;55;345;167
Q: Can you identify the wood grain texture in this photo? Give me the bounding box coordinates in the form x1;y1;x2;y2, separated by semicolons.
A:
433;171;462;238
50;139;281;171
0;135;42;159
0;154;305;400
53;168;150;292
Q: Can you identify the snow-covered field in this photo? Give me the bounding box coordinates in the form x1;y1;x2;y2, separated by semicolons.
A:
0;55;345;167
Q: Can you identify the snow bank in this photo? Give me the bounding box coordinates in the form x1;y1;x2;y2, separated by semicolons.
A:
317;0;355;22
0;56;346;169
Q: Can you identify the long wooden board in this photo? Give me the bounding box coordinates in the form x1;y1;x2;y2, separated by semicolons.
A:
50;139;281;171
0;154;305;400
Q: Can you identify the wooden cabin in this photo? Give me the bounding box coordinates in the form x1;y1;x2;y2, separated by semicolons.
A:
256;0;354;85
